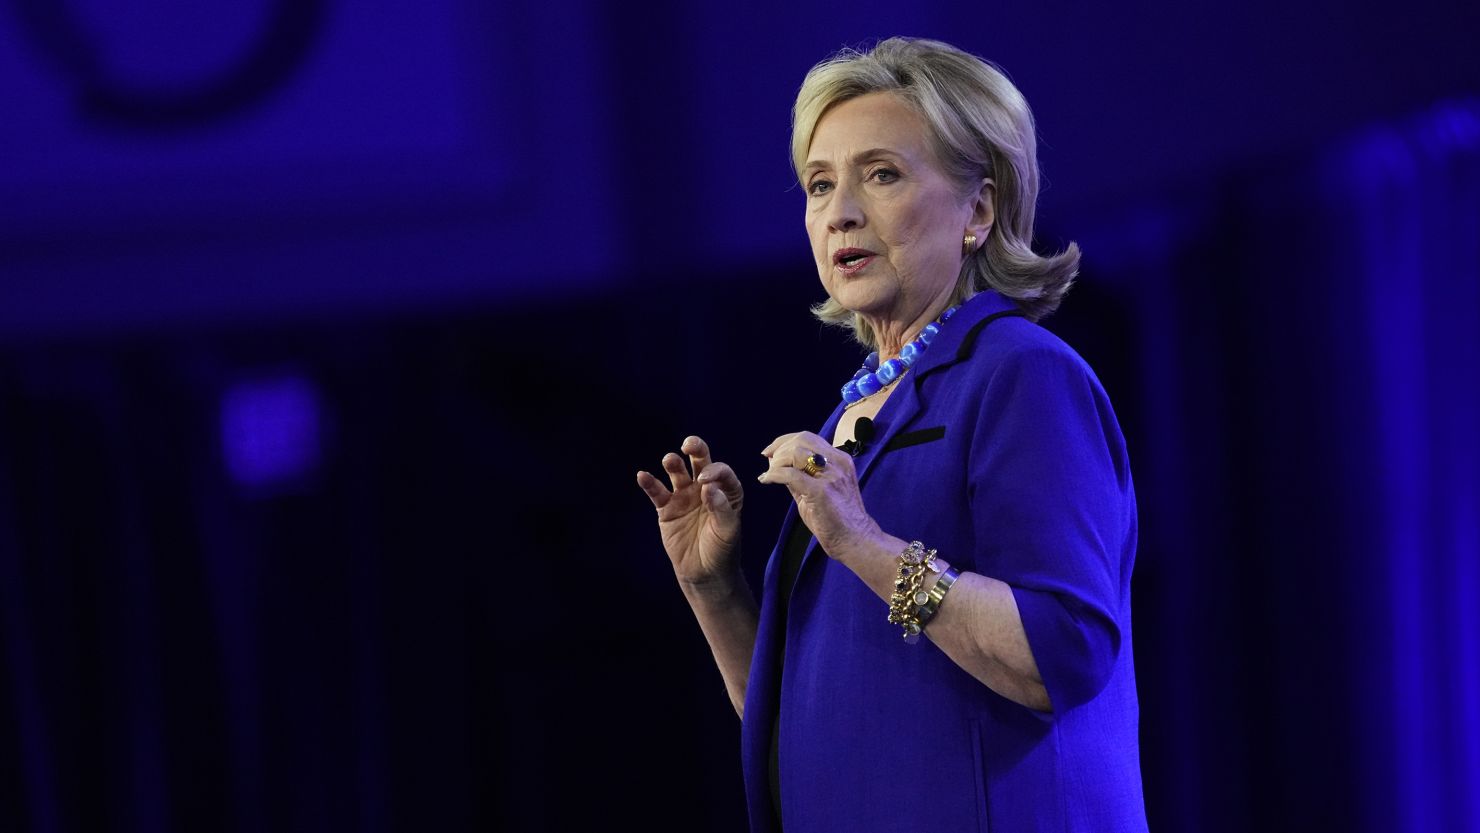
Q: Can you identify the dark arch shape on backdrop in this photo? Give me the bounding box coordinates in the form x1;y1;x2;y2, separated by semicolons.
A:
12;0;326;130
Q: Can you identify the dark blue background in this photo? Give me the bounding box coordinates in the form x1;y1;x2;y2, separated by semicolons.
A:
2;1;1478;830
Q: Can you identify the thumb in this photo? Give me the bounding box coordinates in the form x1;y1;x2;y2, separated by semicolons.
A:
703;485;740;551
704;483;738;525
704;482;728;511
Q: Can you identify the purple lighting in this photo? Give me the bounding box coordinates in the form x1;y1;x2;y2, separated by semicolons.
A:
220;373;323;489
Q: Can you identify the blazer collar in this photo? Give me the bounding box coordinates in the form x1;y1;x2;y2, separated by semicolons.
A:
847;290;1024;487
905;290;1022;384
852;290;1023;473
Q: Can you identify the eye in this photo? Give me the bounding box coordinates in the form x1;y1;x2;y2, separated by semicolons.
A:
807;179;834;196
869;167;900;183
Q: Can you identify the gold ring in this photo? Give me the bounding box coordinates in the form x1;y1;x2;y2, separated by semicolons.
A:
802;453;827;478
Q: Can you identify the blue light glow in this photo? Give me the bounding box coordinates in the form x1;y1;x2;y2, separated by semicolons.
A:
220;373;323;489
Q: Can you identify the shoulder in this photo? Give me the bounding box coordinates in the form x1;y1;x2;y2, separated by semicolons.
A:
948;318;1127;456
909;316;1114;448
954;315;1098;391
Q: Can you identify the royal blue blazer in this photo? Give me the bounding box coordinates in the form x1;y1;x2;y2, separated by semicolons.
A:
740;290;1148;832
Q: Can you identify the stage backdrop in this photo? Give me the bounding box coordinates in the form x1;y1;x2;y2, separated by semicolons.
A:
2;1;1479;831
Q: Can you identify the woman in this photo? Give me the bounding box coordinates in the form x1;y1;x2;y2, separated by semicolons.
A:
636;38;1147;833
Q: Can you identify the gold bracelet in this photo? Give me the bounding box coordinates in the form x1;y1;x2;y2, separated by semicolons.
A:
887;541;937;643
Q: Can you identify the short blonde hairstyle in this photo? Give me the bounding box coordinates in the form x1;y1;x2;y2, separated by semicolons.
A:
793;37;1079;345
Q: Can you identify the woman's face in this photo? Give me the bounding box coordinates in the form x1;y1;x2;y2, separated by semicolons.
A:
803;91;988;331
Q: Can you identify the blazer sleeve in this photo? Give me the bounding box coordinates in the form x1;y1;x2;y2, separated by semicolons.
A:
967;342;1132;713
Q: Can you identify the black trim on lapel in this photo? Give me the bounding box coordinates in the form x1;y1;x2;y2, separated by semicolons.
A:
881;426;946;452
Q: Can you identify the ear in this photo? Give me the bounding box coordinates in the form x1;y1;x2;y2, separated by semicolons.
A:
966;178;996;248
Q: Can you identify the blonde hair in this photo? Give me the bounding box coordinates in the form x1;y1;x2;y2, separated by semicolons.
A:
792;37;1079;346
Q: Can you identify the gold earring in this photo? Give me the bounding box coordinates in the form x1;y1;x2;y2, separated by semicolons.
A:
963;234;977;256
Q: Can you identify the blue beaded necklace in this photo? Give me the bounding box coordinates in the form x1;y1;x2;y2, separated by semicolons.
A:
841;305;959;407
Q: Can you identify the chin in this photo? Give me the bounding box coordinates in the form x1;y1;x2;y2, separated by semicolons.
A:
838;299;896;323
839;280;893;305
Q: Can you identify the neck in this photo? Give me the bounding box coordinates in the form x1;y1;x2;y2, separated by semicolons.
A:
869;292;958;362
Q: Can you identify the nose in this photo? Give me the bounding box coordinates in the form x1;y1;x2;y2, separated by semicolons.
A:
825;180;865;233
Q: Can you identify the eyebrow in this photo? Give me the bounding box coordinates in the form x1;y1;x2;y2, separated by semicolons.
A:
802;147;904;174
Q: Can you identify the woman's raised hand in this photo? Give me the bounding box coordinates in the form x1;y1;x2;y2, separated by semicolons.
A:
636;436;745;588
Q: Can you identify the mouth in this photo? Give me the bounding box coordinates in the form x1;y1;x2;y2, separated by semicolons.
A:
832;248;877;273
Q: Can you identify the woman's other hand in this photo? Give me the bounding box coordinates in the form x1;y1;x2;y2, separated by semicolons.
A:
758;431;883;559
637;436;744;588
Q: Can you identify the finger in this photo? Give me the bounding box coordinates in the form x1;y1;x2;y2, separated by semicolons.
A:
761;432;801;458
682;435;712;478
695;462;743;503
793;431;827;448
761;439;808;476
635;470;672;509
768;437;827;472
757;464;811;489
661;452;694;492
791;444;817;468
